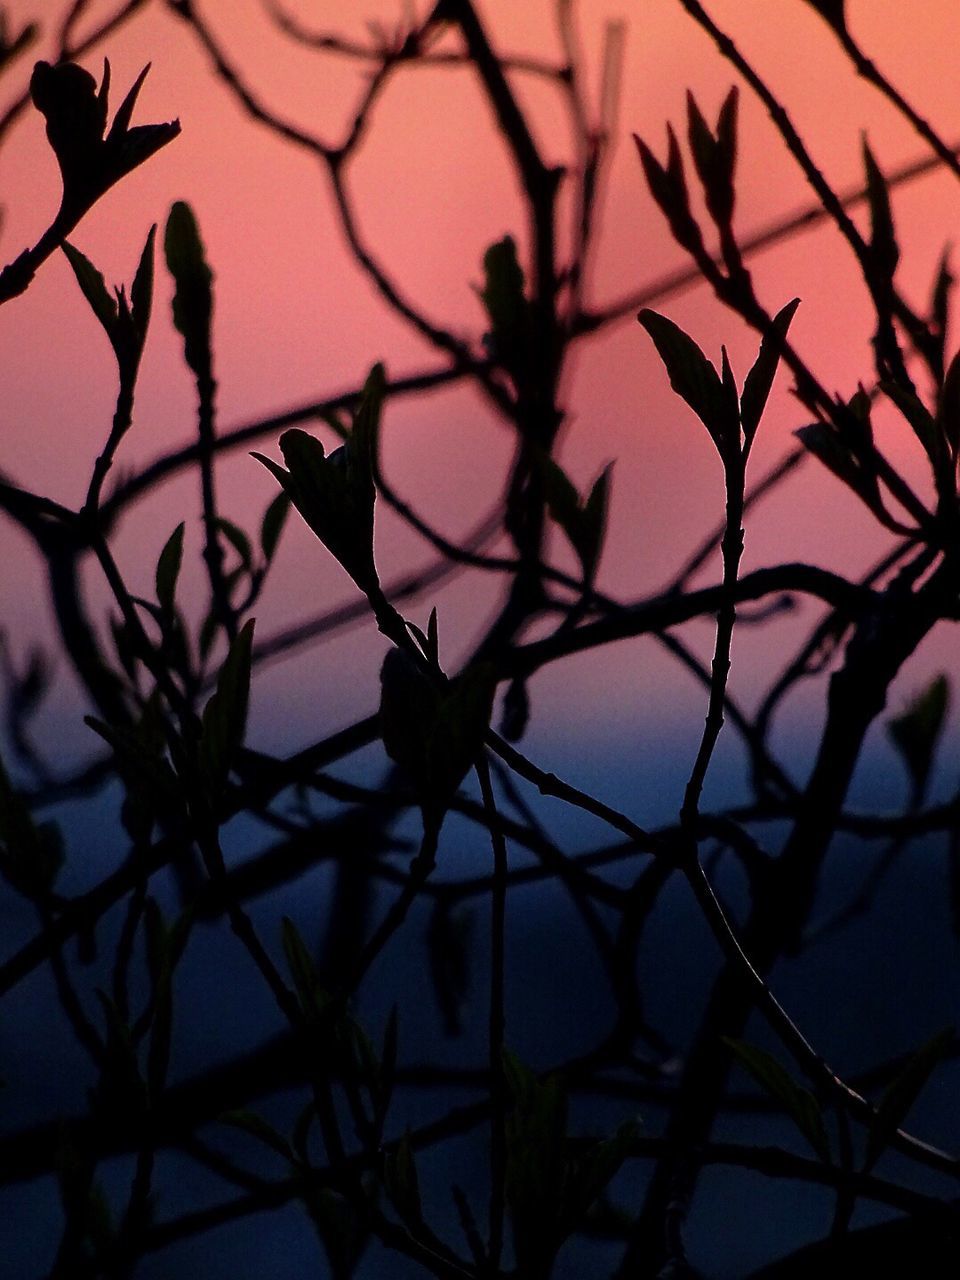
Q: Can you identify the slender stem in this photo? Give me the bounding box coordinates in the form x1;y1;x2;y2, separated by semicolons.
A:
476;754;507;1270
681;452;744;829
346;819;441;993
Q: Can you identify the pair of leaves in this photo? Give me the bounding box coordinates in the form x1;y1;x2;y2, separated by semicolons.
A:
123;524;191;690
198;618;254;799
55;1141;115;1265
223;1095;375;1278
379;650;496;825
639;298;799;462
198;501;290;659
142;898;192;1099
727;1030;955;1174
86;693;182;843
64;199;214;406
864;1027;954;1173
95;616;254;823
502;1050;637;1274
281;917;396;1125
405;607;440;668
724;1039;831;1163
795;389;913;533
281;915;333;1025
633;125;704;257
539;453;611;586
635;87;740;260
221;1105;376;1274
91;990;148;1118
225;1090;379;1280
881;379;944;481
30;59;179;222
62;226;155;379
686;88;738;232
254;365;384;595
306;1186;372;1280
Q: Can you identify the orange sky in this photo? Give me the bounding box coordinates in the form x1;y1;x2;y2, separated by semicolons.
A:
1;0;959;764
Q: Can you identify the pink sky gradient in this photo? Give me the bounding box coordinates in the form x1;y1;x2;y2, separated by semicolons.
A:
1;1;959;767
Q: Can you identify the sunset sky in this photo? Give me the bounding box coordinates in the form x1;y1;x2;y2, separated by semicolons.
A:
2;0;959;781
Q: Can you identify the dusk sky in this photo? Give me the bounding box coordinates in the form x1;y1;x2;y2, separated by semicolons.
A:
2;0;959;766
3;10;960;1276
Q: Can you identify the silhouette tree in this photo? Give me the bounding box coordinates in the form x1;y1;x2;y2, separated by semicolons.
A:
1;3;959;1277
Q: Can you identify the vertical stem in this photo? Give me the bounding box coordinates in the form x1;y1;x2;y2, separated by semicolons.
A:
681;453;744;830
196;369;235;642
476;753;508;1270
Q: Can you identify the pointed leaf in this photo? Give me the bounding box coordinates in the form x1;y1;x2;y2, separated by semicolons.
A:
863;138;899;278
724;1039;831;1162
686;90;735;229
881;380;939;465
864;1028;954;1172
281;916;330;1020
383;1133;422;1223
62;241;117;335
106;62;151;143
540;454;583;549
568;1121;638;1221
633;131;704;255
795;422;885;519
580;463;612;581
130;223;157;343
502;1049;568;1269
685;91;716;195
740;298;801;446
199;618;254;791
426;607;439;664
638;309;728;451
305;1188;369;1280
452;1185;487;1270
931;247;952;345
259;490;290;563
715;87;739;184
405;620;432;660
937;351;960;457
351;363;384;477
155;522;185;613
85;716;180;813
291;1102;315;1165
257;422;378;592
